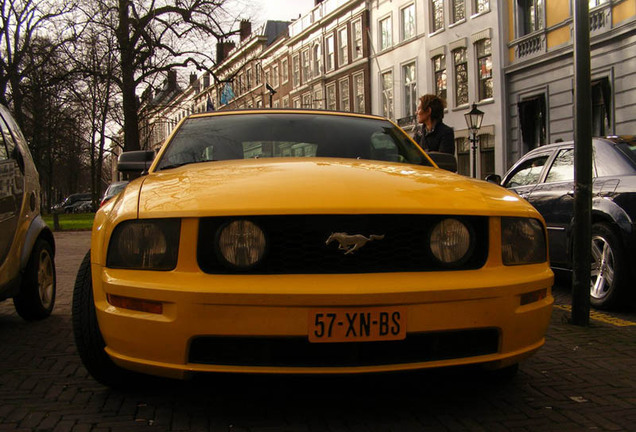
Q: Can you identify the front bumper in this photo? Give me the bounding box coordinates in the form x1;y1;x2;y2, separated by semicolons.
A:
93;264;553;379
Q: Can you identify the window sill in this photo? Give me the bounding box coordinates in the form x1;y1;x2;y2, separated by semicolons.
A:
449;18;467;29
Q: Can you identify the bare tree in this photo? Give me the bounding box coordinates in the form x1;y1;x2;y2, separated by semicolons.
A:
79;0;240;152
0;0;77;127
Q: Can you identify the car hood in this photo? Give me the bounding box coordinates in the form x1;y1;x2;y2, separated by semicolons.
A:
131;158;537;218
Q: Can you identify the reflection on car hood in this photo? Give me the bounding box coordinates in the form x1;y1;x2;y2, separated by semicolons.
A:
136;158;537;218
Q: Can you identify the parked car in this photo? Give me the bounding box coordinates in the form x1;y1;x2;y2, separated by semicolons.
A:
53;193;92;213
495;136;636;310
0;104;56;320
100;181;129;207
73;109;553;388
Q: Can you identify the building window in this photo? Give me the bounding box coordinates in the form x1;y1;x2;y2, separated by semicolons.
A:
326;35;335;71
255;64;262;86
474;0;489;14
403;62;417;117
456;137;469;176
433;54;447;102
431;0;444;32
246;67;252;89
479;133;495;178
453;48;468;106
451;0;465;24
302;49;311;83
379;16;392;51
281;58;289;84
589;0;609;7
273;100;280;108
326;83;337;111
381;70;394;119
272;63;279;88
352;19;363;60
518;95;546;154
476;38;493;100
313;88;324;109
256;98;263;108
293;98;301;109
354;73;365;113
313;42;322;77
401;4;416;41
338;27;349;67
339;77;350;111
292;55;300;87
517;0;544;36
591;77;611;136
302;92;312;108
282;95;290;108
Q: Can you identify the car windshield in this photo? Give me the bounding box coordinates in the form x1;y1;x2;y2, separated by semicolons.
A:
156;112;430;170
612;137;636;167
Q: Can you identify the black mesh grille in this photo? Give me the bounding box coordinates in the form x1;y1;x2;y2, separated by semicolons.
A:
188;329;500;367
197;215;488;274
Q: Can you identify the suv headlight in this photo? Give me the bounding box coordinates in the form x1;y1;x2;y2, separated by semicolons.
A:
501;217;547;265
107;219;181;270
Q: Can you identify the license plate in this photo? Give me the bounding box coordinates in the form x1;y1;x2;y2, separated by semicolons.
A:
308;306;407;343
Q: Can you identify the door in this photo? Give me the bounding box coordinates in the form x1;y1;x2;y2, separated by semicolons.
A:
524;147;576;267
0;113;25;266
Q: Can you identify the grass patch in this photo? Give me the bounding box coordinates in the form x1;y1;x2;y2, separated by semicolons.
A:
43;213;95;231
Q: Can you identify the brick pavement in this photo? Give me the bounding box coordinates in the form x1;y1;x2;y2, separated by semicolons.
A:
1;231;635;431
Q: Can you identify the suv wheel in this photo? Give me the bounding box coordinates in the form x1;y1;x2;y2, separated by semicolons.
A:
13;239;56;320
590;222;626;310
72;251;137;388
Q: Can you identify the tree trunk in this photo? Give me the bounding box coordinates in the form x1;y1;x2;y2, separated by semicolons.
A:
117;0;140;152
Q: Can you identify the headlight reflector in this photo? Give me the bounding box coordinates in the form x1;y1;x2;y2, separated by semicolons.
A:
501;217;547;265
217;220;266;268
429;218;471;264
107;219;180;270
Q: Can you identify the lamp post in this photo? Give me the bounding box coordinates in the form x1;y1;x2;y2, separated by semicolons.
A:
464;103;485;178
266;83;276;107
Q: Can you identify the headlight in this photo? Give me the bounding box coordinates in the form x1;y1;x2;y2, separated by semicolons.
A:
501;217;547;265
216;220;266;269
107;219;180;270
429;218;471;265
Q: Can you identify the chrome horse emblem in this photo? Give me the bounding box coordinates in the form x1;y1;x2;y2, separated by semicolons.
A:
325;232;385;255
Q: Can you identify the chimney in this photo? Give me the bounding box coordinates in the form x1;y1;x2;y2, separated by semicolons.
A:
216;41;236;64
240;20;252;42
190;73;197;86
167;70;177;90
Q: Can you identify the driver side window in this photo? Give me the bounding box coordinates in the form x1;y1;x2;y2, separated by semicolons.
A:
504;155;549;188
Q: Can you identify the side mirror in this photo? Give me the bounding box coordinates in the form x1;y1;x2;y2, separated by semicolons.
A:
118;150;155;174
427;151;457;173
485;174;502;184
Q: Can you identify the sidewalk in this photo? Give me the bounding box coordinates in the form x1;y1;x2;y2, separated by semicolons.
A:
0;230;634;431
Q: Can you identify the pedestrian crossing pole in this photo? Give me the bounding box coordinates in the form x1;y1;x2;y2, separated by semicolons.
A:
572;0;592;326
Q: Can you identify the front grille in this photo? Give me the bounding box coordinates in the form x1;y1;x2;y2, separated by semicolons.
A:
188;329;500;367
197;215;488;274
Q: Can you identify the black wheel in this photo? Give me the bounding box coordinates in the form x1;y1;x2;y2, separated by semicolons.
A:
72;251;136;388
590;222;626;310
14;239;56;320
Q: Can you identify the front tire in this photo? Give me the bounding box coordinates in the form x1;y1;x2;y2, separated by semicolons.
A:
590;222;626;310
72;251;136;388
14;239;56;320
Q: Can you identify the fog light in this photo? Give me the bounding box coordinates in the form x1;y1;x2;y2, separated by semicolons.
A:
520;289;547;306
107;294;163;314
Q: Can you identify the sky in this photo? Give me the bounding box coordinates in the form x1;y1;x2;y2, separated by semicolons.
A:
249;0;316;26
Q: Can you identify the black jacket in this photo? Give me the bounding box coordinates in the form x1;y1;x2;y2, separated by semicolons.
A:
418;121;455;154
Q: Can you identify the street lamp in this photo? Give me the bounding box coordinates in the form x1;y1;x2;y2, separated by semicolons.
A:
464;103;485;178
266;82;276;107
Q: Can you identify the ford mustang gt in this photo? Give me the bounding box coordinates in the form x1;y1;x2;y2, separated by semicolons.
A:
72;110;553;387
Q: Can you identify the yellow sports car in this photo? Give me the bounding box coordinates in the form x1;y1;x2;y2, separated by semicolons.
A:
72;110;553;388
